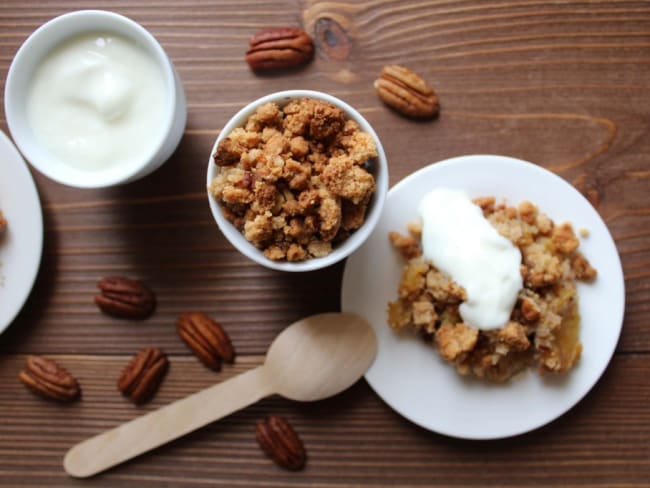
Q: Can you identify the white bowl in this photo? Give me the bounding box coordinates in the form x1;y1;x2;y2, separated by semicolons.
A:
206;90;389;272
4;10;186;188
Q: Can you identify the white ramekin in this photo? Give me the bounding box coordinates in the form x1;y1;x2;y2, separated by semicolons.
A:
4;10;186;188
206;90;389;272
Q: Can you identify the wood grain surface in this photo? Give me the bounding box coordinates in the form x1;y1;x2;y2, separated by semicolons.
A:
1;0;649;486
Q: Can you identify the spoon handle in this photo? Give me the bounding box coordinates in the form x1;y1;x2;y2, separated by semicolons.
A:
64;366;273;478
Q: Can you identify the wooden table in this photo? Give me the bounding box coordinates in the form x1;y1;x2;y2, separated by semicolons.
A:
1;1;649;486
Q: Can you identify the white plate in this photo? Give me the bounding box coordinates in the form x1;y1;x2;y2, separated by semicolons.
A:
341;155;625;440
0;130;43;334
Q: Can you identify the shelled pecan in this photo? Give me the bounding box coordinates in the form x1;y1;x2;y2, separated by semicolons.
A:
18;355;80;402
176;312;235;371
374;65;439;118
246;27;314;71
255;415;307;471
117;348;169;405
95;276;156;319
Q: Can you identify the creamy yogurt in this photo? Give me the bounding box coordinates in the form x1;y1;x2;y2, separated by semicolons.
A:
26;33;167;171
419;188;523;330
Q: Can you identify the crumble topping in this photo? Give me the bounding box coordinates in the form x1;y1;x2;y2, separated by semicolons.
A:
210;98;378;261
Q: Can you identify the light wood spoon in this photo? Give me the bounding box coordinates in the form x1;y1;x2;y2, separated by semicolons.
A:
63;312;377;478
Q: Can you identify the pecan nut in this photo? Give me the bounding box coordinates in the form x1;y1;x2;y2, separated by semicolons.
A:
374;65;439;118
213;137;243;167
19;355;80;402
177;312;235;371
246;27;314;71
118;348;169;405
95;276;156;319
255;416;306;471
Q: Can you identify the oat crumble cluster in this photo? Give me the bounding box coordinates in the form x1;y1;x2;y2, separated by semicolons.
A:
209;98;378;261
387;197;597;382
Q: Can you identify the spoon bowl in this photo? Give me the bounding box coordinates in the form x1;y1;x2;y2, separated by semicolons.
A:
265;313;377;402
64;312;376;478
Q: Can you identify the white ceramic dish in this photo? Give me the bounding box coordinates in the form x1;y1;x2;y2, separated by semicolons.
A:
4;10;186;188
207;90;389;272
0;131;43;334
341;154;625;440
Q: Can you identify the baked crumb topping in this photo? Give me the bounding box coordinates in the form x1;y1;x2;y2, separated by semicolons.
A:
210;98;378;261
387;197;597;382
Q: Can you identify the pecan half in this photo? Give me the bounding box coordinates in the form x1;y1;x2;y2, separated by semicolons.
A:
374;65;439;118
246;27;314;71
177;312;235;371
213;137;242;167
95;276;156;319
118;348;169;405
255;416;306;471
19;355;80;402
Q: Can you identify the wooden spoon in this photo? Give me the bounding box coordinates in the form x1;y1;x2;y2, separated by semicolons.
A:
63;312;377;478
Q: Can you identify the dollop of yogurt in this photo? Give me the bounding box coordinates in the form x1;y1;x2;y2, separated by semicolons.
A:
419;188;523;330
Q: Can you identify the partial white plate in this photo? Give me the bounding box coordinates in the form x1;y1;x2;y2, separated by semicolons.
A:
341;155;625;440
0;130;43;334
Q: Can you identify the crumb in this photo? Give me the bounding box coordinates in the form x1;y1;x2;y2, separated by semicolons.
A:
307;240;332;258
518;201;537;224
552;222;580;254
412;300;437;333
318;195;342;242
535;212;553;235
388;231;421;260
497;321;530;351
286;243;307;262
473;196;495;213
571;252;597;282
435;322;478;362
579;228;590;238
341;201;368;231
522;242;562;288
407;221;422;238
210;98;377;260
387;299;412;330
321;155;375;205
519;296;541;322
425;269;466;304
264;245;286;261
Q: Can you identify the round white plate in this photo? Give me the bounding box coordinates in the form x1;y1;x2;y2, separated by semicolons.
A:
0;130;43;334
341;155;625;440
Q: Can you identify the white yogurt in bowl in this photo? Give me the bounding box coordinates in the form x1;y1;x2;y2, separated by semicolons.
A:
5;10;186;188
27;33;167;172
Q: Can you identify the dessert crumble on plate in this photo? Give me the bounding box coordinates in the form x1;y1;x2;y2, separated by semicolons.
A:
387;197;597;382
